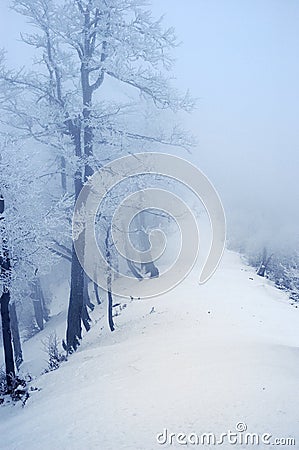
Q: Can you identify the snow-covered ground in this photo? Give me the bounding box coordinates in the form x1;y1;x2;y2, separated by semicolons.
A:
1;250;299;449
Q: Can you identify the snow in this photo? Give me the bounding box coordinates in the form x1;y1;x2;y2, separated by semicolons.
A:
1;250;299;449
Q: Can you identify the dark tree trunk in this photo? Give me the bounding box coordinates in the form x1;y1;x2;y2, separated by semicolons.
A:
65;119;85;352
257;264;266;277
83;103;93;181
82;274;94;332
106;229;115;332
142;261;160;278
83;273;95;311
0;291;15;391
61;155;67;194
32;298;44;330
31;279;46;331
66;242;84;352
75;48;95;334
94;281;101;305
107;287;114;332
0;195;15;391
36;279;49;321
79;221;93;335
9;302;23;370
65;8;106;349
41;293;50;322
127;258;143;280
81;304;91;332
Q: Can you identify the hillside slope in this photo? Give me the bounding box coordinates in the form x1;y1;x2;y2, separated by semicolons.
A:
0;251;299;449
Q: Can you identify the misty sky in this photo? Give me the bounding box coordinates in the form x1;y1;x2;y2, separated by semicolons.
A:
150;0;299;247
0;0;298;250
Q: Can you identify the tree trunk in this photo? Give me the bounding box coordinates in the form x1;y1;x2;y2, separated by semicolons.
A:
65;125;94;349
32;298;44;331
127;258;143;280
107;286;115;332
257;264;266;277
9;302;23;370
61;155;67;194
65;6;104;348
81;304;91;332
82;274;94;332
0;195;15;391
41;293;50;322
137;211;159;278
0;291;15;391
66;242;84;352
257;248;273;277
83;273;95;311
94;281;101;305
106;229;115;332
65;121;85;352
31;279;46;331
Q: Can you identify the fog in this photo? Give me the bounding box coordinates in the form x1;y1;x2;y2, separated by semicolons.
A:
1;0;298;253
151;0;299;253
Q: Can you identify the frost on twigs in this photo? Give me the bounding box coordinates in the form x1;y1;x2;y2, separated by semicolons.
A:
42;332;67;373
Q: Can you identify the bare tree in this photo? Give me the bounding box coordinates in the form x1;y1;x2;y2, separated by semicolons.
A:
0;195;15;392
9;302;23;370
0;0;194;352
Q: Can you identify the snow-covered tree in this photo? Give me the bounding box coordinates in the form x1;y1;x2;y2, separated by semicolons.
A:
0;137;66;377
0;194;15;391
0;0;194;352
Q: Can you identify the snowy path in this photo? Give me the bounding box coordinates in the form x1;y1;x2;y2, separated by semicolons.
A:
1;251;299;449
